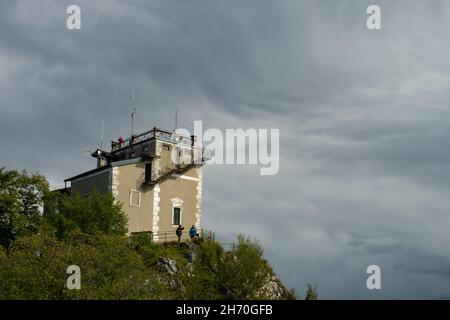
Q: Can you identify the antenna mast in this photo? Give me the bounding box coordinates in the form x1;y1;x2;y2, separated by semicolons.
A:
100;118;104;150
131;89;136;137
175;108;178;130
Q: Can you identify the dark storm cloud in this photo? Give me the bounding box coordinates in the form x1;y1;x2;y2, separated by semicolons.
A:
1;0;450;298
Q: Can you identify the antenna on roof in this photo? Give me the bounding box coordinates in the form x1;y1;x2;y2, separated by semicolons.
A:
131;89;136;137
175;107;178;131
100;118;104;150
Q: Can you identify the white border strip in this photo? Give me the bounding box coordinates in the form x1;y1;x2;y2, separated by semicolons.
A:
152;184;160;241
170;174;199;182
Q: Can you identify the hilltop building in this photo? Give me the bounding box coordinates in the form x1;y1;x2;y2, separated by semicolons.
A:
63;127;204;241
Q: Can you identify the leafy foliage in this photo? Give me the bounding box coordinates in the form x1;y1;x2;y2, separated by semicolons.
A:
0;232;165;299
0;167;49;248
54;190;128;239
185;239;225;299
184;236;296;300
305;284;318;300
218;235;271;299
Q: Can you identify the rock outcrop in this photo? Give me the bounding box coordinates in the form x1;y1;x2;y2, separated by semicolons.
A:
156;257;178;275
154;242;294;300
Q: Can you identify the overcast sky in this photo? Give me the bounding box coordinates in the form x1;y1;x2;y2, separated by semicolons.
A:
2;0;450;299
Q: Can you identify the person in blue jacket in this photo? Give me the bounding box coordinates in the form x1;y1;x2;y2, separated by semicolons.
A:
189;225;197;239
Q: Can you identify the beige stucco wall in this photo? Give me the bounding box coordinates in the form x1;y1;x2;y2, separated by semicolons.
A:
71;169;111;196
159;142;173;174
116;163;154;235
156;139;198;176
158;167;199;240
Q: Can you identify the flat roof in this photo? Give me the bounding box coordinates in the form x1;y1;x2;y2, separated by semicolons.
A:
64;165;111;182
64;158;142;182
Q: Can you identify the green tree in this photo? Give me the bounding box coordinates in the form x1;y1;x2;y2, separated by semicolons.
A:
0;231;69;299
185;239;224;299
0;245;7;297
0;232;165;300
305;283;318;300
54;191;127;239
65;233;164;300
185;236;278;300
0;167;49;248
218;235;271;299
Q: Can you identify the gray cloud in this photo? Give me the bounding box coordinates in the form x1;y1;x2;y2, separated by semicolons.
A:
1;0;450;298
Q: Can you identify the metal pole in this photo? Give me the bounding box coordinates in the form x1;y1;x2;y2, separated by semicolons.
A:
131;89;136;137
131;108;136;137
101;118;104;150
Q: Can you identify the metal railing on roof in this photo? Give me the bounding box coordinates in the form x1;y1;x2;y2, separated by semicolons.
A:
111;127;194;152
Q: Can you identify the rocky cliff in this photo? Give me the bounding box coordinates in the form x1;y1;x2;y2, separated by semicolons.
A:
148;240;295;300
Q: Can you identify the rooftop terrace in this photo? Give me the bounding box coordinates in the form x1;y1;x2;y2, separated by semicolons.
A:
111;127;195;152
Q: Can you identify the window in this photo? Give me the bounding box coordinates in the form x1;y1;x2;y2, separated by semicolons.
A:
163;144;170;151
145;163;152;182
129;189;141;207
173;207;181;225
171;197;183;225
143;146;148;153
129;152;136;159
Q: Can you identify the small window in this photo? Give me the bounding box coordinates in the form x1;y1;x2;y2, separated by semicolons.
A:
163;144;170;151
129;152;136;159
143;146;149;153
129;190;141;207
173;207;181;225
